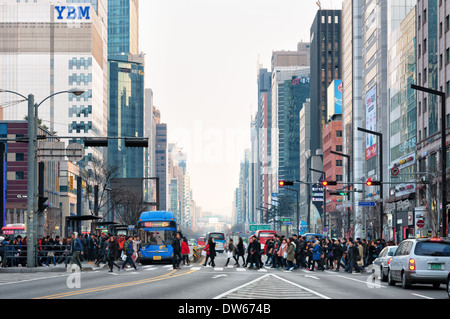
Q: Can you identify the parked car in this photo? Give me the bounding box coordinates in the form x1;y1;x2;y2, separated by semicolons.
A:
373;245;398;282
388;238;450;289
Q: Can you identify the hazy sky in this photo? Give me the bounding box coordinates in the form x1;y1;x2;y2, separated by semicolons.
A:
139;0;343;218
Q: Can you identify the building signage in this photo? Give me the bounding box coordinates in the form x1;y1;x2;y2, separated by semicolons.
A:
365;85;377;160
334;80;343;114
55;6;91;20
292;77;310;85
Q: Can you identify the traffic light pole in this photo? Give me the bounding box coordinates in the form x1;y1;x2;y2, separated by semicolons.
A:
358;127;384;239
330;150;352;238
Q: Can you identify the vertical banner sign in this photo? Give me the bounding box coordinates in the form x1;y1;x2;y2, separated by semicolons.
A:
365;85;377;160
335;80;343;114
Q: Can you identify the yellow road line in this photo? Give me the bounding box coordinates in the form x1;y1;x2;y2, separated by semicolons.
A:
34;269;198;299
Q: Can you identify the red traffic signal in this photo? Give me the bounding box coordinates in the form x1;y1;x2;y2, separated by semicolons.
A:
322;181;337;186
366;178;381;186
279;180;294;186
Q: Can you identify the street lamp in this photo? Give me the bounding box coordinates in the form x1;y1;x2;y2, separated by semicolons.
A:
410;84;448;238
357;127;384;239
0;88;85;267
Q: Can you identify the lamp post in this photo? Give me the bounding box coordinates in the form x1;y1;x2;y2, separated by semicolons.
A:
410;84;448;237
357;127;384;239
330;150;352;237
0;88;84;267
310;168;327;236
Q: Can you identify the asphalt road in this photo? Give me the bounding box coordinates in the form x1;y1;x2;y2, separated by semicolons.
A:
0;253;447;300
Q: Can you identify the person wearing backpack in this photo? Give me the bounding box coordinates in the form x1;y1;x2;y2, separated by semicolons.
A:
121;236;138;270
69;232;84;271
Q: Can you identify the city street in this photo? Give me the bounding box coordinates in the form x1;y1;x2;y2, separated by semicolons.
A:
0;253;447;300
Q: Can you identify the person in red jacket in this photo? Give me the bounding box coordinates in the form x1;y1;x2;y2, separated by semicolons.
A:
181;237;190;265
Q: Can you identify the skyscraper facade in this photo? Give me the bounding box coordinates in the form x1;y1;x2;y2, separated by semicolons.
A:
0;0;109;161
310;10;342;132
107;0;144;180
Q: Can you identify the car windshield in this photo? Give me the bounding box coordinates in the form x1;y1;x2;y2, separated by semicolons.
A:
414;241;450;256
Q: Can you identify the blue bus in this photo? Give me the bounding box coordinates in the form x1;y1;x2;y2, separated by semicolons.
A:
137;211;181;264
207;232;226;253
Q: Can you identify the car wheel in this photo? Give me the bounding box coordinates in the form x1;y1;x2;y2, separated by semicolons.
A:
388;269;396;286
447;275;450;299
380;266;388;282
401;271;411;289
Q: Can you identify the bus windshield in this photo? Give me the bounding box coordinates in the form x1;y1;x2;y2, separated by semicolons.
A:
139;229;176;246
209;233;225;240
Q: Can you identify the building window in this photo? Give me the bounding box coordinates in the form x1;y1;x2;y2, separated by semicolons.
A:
336;160;343;167
336;175;343;182
336;145;343;152
15;172;24;180
15;153;24;161
423;97;427;112
336;130;343;137
446;15;450;31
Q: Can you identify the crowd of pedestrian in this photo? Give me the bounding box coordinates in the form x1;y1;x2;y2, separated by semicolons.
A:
0;232;143;272
221;234;391;273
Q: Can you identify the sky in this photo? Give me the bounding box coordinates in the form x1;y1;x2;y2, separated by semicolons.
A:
139;0;343;218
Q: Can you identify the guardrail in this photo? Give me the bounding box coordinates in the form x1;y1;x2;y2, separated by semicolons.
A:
0;244;72;268
192;245;205;262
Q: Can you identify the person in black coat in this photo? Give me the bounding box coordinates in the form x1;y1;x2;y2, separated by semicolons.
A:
172;232;182;269
236;237;245;267
106;236;120;272
347;241;360;274
203;237;216;267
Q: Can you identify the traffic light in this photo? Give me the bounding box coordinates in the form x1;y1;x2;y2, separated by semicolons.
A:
84;138;109;147
278;180;294;186
124;138;149;148
322;181;337;187
366;178;381;186
38;196;49;213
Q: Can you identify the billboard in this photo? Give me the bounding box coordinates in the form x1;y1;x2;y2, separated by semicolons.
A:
327;80;343;118
365;85;377;160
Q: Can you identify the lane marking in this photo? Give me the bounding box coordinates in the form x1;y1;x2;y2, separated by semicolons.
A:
34;268;199;299
411;293;434;299
213;274;271;299
271;274;332;299
335;275;386;288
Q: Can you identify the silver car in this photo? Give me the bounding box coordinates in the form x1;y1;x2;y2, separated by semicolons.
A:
388;238;450;289
373;245;397;282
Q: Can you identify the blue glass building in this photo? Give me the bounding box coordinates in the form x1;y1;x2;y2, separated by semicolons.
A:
107;0;144;179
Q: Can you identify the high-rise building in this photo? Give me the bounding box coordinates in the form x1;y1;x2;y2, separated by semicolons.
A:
107;0;144;180
255;67;272;223
416;0;450;237
107;0;139;56
342;0;364;238
107;54;145;178
271;41;310;69
386;3;417;242
310;10;342;131
0;0;109;161
270;65;309;204
155;122;167;211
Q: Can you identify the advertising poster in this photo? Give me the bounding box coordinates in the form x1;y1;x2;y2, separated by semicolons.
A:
365;85;377;160
335;80;343;114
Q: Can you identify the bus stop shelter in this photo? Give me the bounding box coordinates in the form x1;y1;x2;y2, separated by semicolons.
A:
65;215;103;238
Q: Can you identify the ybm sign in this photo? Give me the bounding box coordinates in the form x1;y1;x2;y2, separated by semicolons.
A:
55;6;91;20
